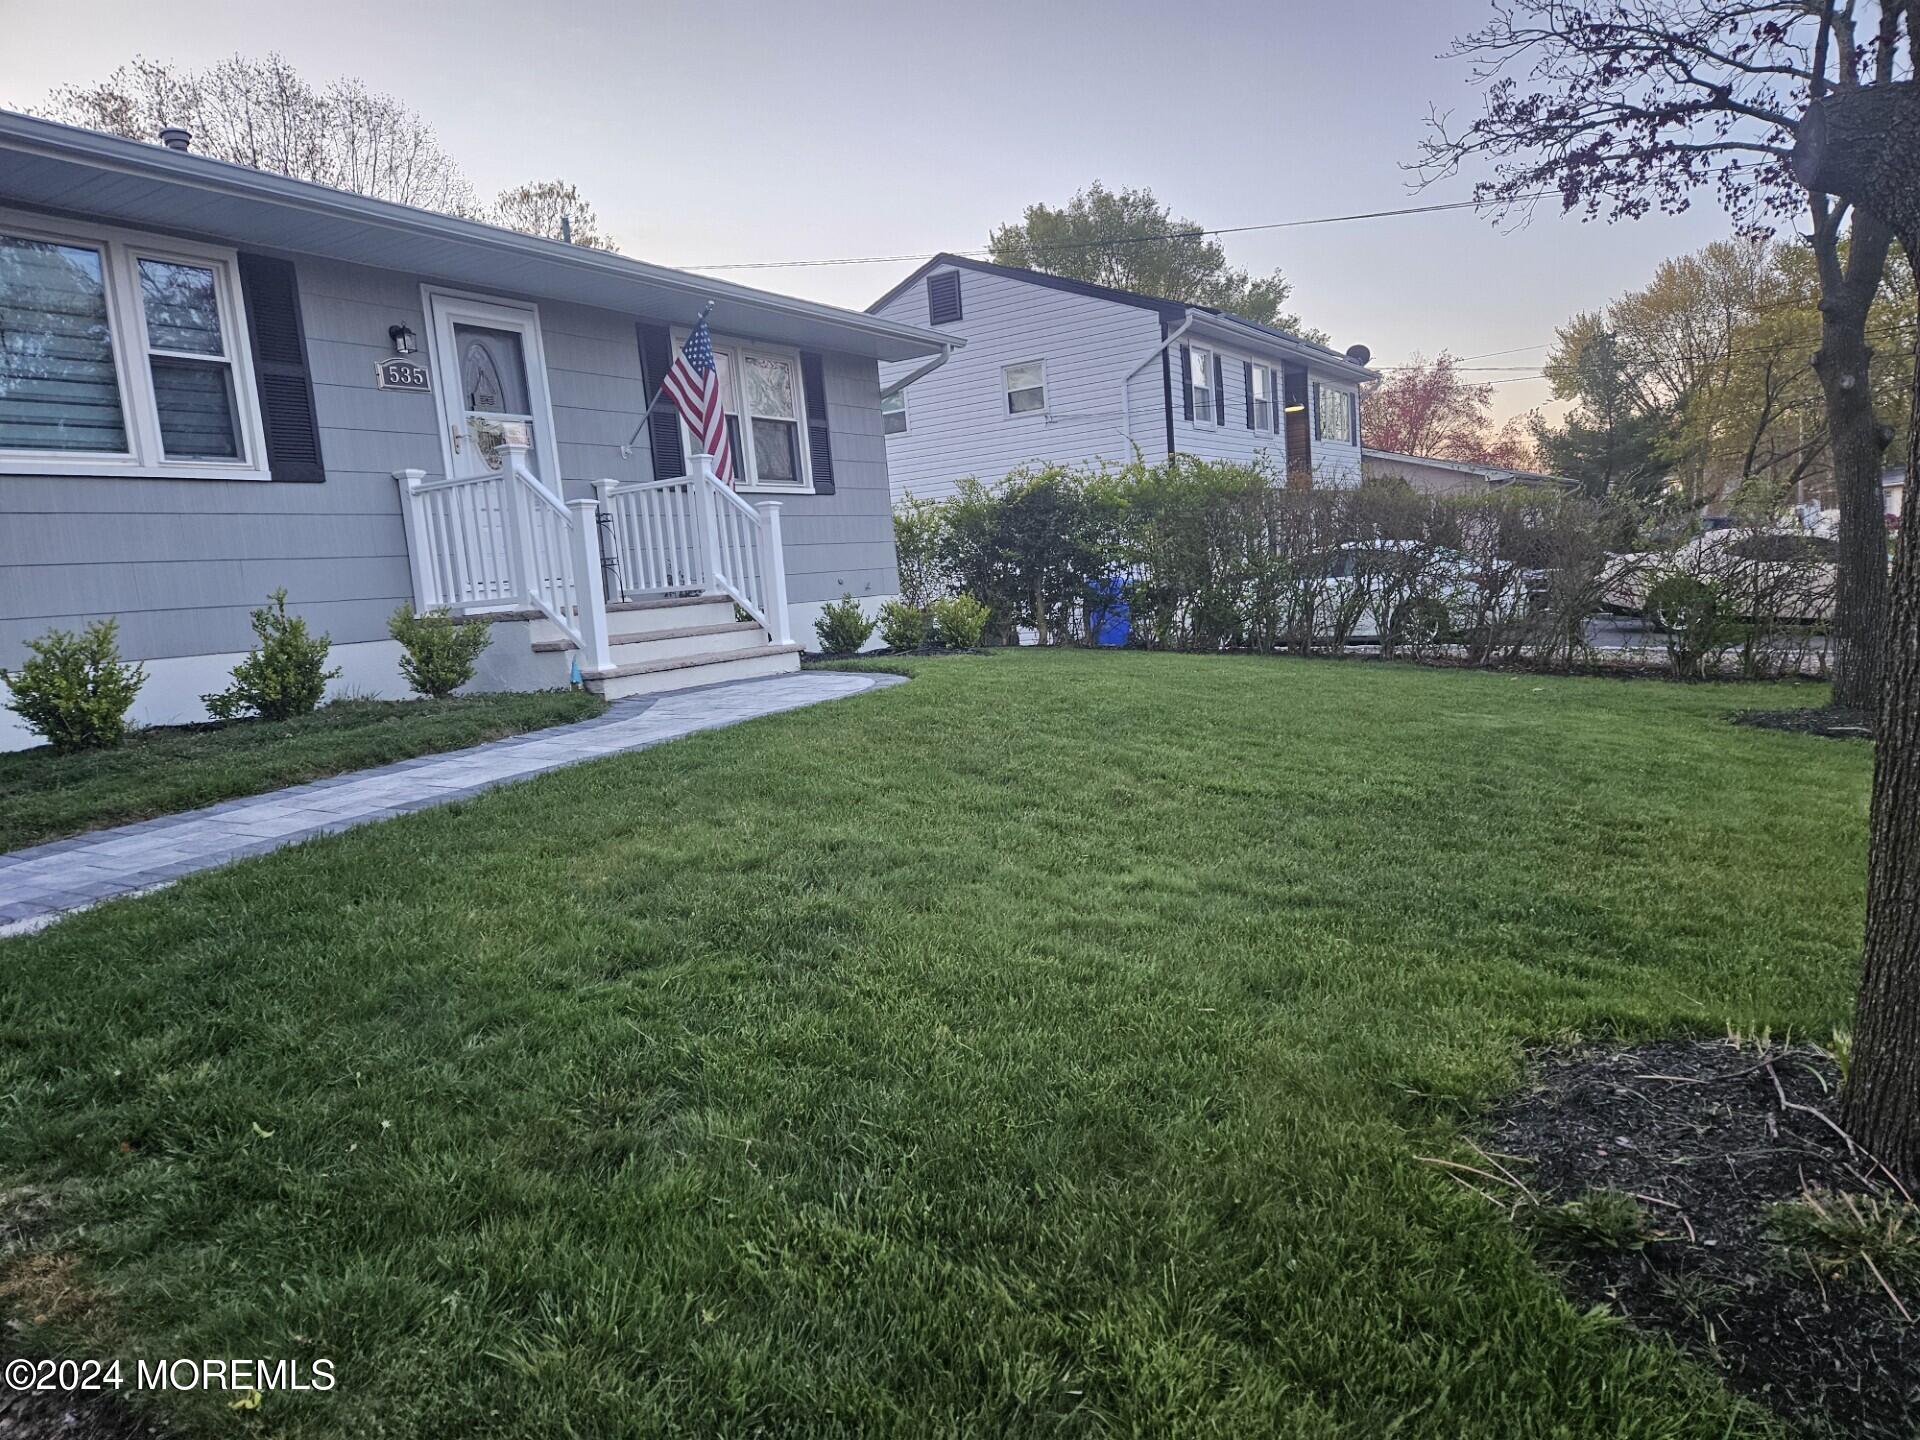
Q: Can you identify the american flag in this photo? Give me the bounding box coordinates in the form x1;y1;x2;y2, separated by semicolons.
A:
660;314;734;484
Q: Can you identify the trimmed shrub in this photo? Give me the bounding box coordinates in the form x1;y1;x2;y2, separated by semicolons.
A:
203;589;342;721
1646;574;1736;679
931;595;990;650
1;618;146;752
814;594;876;655
877;599;930;652
389;604;493;699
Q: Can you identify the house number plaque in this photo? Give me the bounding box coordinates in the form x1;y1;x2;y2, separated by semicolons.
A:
375;357;432;393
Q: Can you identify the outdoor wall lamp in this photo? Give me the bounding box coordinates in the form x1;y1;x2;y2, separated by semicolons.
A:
388;324;418;356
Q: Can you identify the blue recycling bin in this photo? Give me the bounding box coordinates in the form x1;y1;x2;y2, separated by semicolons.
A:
1090;577;1131;647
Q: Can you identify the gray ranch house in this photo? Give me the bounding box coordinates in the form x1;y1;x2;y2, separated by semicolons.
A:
866;254;1378;502
0;110;952;750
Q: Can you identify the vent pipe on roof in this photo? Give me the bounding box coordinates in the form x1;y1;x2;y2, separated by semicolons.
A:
157;126;192;152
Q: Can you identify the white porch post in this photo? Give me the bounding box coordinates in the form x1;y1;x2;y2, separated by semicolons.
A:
497;436;536;608
692;454;725;596
755;500;794;645
567;498;615;674
392;468;436;608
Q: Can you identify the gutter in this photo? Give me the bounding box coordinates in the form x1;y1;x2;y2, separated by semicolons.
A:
1121;313;1196;445
879;342;956;401
1188;311;1379;384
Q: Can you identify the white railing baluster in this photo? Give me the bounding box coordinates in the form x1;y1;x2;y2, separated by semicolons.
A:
592;453;790;645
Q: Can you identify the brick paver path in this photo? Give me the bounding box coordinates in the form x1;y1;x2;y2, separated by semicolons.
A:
0;670;903;937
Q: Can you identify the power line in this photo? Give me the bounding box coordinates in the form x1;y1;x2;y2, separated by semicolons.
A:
675;160;1765;273
675;193;1563;272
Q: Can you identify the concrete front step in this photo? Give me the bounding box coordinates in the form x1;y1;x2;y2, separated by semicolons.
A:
527;593;740;648
530;619;764;657
586;643;804;701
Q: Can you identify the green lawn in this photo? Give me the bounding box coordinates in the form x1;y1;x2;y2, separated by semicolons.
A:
0;651;1868;1437
0;690;603;853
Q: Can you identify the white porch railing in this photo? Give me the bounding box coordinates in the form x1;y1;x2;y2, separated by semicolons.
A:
395;437;613;673
597;453;793;646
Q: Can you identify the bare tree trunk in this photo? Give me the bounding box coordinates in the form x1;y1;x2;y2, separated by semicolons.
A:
1796;75;1920;1180
1847;272;1920;1181
1817;208;1895;711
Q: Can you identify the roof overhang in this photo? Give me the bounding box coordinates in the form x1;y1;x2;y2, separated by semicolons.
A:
1363;447;1577;490
0;109;955;363
1184;311;1379;382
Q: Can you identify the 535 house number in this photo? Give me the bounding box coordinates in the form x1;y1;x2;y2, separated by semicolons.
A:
375;358;432;393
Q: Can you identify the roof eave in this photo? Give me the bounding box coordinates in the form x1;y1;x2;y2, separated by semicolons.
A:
1184;311;1378;381
0;109;955;363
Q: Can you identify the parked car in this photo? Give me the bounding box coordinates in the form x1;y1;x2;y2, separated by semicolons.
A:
1305;542;1545;644
1601;529;1837;628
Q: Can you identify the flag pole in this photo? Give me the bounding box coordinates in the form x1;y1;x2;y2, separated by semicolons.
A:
624;301;716;451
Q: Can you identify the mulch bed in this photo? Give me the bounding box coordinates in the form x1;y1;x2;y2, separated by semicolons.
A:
1733;707;1876;740
0;1381;172;1439
1482;1039;1917;1437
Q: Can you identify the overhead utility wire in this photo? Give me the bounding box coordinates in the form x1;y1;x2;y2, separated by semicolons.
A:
678;162;1762;272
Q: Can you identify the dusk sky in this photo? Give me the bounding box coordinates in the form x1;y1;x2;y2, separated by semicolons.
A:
2;0;1748;423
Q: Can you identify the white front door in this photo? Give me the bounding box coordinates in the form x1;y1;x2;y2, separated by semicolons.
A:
424;290;560;484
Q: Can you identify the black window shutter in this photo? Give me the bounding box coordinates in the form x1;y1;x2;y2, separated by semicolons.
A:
236;254;324;482
800;351;835;494
1351;391;1361;447
1272;368;1283;431
927;271;962;325
635;322;686;480
1213;354;1226;428
1180;345;1193;421
1243;360;1255;428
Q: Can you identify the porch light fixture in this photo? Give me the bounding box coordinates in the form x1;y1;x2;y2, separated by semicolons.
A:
1284;403;1307;413
388;323;418;356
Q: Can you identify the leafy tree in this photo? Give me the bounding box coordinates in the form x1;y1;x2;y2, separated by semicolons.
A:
491;180;619;251
1415;0;1910;708
1361;353;1538;468
1533;318;1672;499
988;183;1323;339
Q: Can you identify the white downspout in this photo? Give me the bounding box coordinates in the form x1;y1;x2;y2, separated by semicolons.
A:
880;343;955;402
1120;314;1195;449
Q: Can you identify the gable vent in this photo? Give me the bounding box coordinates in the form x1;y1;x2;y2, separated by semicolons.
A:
927;270;962;325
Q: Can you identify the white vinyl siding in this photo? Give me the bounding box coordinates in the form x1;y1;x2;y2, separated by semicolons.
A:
1170;338;1288;472
874;264;1168;501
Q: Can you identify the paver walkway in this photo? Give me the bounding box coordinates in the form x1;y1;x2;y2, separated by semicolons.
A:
0;670;904;938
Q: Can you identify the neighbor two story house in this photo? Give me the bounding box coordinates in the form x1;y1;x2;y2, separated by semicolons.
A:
0;109;953;749
866;254;1378;501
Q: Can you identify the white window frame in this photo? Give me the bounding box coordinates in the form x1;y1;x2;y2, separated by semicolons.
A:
1190;345;1214;425
1314;381;1356;445
0;206;271;481
673;329;815;493
880;387;908;435
1002;359;1046;418
1249;364;1272;431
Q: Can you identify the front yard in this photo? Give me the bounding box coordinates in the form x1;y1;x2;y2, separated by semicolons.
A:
0;651;1867;1436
